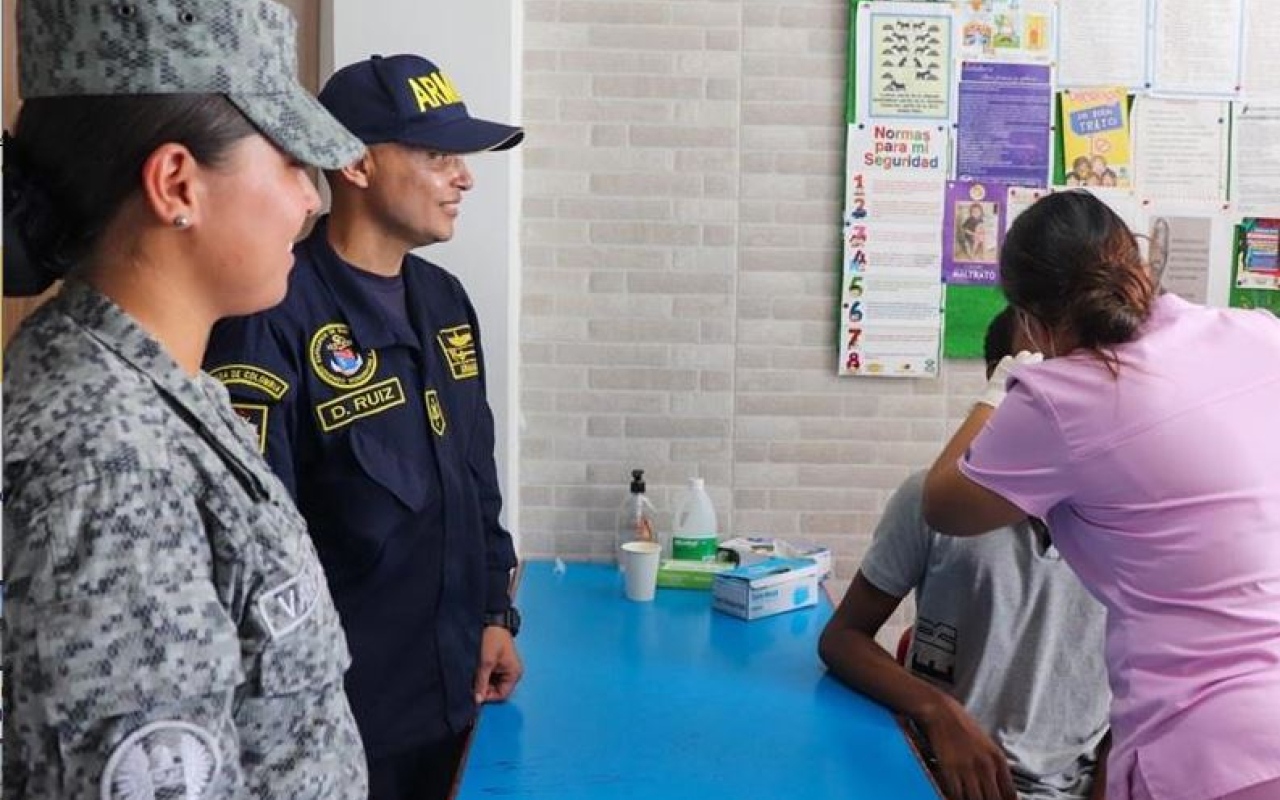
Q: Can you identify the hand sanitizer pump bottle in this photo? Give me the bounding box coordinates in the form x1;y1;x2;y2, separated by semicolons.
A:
616;469;658;569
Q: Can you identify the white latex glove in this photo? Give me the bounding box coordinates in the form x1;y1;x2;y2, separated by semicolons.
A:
977;350;1044;409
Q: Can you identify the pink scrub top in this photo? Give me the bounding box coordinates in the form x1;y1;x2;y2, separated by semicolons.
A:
960;294;1280;800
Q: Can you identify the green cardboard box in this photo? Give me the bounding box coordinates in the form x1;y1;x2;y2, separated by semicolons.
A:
656;559;733;590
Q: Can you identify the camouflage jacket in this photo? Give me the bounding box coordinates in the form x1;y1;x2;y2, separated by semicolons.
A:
3;281;367;799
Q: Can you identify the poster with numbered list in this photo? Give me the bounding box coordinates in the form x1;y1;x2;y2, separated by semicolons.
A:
839;123;948;378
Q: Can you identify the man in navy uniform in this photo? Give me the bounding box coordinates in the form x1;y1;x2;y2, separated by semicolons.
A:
204;53;523;800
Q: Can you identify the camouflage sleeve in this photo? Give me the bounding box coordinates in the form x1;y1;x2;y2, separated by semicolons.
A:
11;469;248;799
205;314;304;498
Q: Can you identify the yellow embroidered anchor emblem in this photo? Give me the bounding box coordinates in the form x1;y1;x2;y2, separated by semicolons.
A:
425;389;447;437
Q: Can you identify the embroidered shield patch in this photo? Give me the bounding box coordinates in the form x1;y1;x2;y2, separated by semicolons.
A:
308;323;378;390
102;720;221;800
231;403;268;454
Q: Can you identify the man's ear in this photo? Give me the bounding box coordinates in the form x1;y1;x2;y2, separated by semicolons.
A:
139;143;200;226
336;149;374;190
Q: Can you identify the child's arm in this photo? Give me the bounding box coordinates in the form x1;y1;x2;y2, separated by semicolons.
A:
820;574;1017;800
1087;733;1112;800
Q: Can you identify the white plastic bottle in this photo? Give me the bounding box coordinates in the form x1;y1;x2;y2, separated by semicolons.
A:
615;469;659;569
672;478;718;562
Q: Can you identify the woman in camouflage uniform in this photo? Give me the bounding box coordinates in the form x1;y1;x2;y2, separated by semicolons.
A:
3;1;370;798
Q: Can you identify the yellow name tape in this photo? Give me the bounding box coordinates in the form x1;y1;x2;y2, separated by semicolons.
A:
315;377;407;433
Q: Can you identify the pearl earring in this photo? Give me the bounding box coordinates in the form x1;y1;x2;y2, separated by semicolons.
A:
173;215;191;229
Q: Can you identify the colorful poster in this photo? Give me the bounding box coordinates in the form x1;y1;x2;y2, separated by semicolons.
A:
957;0;1056;64
840;123;948;378
1234;218;1280;291
1057;0;1148;89
1132;97;1229;202
1060;89;1132;188
1230;105;1280;217
1229;218;1280;314
857;1;955;122
1150;0;1243;98
943;181;1008;286
956;62;1052;186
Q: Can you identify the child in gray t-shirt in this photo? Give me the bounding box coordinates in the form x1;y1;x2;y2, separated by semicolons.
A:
819;310;1109;800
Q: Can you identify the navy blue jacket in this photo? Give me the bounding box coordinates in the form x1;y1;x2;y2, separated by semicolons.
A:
204;218;516;756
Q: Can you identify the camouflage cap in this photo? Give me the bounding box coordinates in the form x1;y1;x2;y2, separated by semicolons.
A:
17;0;364;170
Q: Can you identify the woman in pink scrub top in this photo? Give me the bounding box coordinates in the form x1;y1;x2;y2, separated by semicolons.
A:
922;191;1280;800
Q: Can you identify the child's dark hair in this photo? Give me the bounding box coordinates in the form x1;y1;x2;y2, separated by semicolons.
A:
983;306;1016;376
999;191;1153;369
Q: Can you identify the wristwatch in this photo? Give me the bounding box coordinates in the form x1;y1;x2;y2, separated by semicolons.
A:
483;606;521;637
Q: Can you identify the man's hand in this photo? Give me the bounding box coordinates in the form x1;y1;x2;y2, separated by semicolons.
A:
920;695;1017;800
474;626;523;705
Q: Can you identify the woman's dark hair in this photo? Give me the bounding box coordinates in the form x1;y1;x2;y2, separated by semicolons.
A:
982;306;1016;376
999;191;1154;365
4;94;257;296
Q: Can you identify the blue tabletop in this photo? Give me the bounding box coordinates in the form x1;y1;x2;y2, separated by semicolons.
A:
457;561;940;799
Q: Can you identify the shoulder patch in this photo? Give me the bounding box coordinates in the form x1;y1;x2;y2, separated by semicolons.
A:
102;720;221;800
230;403;269;454
436;324;479;380
209;364;289;401
308;323;378;390
425;389;447;437
257;569;322;640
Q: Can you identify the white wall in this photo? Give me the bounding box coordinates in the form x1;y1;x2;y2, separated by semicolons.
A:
321;0;523;544
516;0;988;654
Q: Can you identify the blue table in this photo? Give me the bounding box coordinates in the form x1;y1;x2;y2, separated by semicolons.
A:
457;561;940;799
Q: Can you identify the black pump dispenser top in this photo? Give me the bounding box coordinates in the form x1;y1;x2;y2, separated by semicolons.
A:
630;469;646;494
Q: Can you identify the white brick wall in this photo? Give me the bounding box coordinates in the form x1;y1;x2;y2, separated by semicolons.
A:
521;0;989;645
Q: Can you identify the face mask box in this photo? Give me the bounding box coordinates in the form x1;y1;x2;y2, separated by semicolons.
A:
717;537;832;581
712;557;821;621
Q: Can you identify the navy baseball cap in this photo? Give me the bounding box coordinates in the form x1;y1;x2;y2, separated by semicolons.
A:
319;54;523;153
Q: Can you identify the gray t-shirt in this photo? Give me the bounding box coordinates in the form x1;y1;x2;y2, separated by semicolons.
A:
861;472;1110;800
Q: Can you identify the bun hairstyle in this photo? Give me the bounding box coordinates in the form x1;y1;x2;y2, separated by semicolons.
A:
999;191;1154;361
3;95;256;297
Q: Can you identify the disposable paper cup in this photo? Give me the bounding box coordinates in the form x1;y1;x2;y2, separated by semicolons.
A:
620;541;662;602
